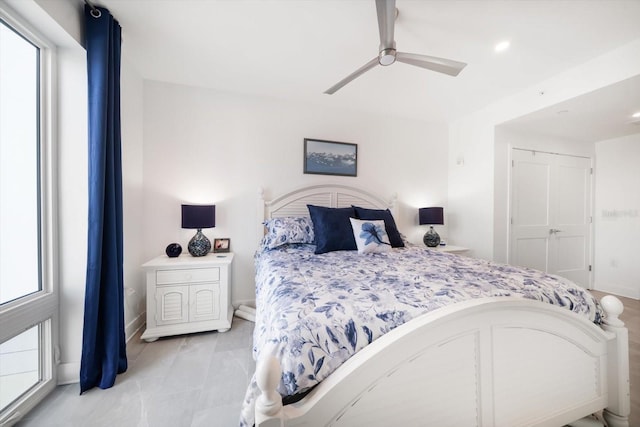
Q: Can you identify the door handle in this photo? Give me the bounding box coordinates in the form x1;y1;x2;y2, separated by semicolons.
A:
549;229;563;234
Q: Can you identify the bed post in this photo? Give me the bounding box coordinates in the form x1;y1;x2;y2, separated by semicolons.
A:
257;187;266;246
600;295;630;427
255;355;283;427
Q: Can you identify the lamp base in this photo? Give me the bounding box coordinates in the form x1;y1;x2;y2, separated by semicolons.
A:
188;229;211;257
423;226;441;248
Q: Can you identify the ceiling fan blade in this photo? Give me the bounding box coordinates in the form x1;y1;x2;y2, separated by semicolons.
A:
324;57;379;94
396;52;467;76
375;0;396;50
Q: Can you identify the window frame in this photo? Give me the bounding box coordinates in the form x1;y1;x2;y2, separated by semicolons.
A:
0;4;59;423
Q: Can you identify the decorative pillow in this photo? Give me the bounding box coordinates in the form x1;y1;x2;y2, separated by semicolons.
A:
349;218;391;254
352;206;405;248
307;205;357;254
262;217;314;250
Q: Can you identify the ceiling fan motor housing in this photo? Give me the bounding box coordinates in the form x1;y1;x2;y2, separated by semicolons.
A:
379;48;397;66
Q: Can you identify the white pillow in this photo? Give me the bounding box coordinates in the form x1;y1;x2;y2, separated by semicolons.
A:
349;218;392;254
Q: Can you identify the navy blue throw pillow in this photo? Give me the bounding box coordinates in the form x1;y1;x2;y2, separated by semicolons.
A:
352;206;405;248
307;205;357;254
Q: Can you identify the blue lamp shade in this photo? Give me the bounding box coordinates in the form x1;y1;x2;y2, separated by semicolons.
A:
418;207;444;248
181;204;216;256
181;204;216;229
418;207;444;225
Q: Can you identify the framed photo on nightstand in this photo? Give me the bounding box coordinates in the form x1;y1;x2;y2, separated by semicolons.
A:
213;238;230;253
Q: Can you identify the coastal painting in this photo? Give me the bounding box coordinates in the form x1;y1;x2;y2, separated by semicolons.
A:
303;139;357;177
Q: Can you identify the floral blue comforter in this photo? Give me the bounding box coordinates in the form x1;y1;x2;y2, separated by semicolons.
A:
240;244;601;426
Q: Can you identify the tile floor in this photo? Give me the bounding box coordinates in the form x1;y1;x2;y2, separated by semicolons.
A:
16;318;255;427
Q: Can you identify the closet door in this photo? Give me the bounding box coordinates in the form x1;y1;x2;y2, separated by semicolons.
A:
510;149;592;287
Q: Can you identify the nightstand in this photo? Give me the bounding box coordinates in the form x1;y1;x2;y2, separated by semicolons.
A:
434;245;469;255
141;252;234;342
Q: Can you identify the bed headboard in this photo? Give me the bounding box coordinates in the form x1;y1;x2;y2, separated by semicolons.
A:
257;184;397;243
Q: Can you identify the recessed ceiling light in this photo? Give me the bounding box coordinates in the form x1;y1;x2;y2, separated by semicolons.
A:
495;41;510;52
632;111;640;118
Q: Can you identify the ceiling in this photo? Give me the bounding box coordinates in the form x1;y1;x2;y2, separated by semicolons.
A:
98;0;640;139
501;74;640;143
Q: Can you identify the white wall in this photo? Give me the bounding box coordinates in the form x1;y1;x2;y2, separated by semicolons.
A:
55;43;88;385
448;38;640;262
34;0;83;46
142;81;450;303
121;58;146;341
593;133;640;299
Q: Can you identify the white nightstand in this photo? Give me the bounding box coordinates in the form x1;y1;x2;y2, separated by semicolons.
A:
141;252;234;342
433;245;469;255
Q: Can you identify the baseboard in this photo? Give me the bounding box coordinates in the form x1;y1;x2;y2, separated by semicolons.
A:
232;298;256;309
125;312;146;341
594;284;640;300
57;361;80;385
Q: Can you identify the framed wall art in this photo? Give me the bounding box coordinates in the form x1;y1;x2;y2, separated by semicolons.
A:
303;138;357;177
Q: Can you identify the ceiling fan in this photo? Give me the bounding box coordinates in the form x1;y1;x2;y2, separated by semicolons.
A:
324;0;467;94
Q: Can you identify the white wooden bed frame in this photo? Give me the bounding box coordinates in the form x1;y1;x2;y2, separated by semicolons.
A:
254;184;630;427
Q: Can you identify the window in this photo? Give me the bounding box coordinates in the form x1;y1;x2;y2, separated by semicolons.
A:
0;325;40;410
0;9;58;423
0;16;41;305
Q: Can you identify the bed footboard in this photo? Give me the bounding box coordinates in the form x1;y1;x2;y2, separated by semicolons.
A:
255;297;630;427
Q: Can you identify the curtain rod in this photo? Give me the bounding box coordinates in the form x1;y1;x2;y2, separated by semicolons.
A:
84;0;102;18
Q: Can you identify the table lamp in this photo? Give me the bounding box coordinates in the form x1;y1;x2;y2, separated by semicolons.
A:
418;207;443;247
182;204;216;256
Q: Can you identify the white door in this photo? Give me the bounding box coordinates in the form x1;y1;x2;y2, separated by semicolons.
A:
510;149;592;287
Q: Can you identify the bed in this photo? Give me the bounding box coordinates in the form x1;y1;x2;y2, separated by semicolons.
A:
243;184;630;427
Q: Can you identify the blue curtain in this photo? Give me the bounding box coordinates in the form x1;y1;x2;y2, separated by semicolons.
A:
80;5;127;394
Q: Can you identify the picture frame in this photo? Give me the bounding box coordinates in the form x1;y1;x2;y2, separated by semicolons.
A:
213;238;230;253
303;138;357;177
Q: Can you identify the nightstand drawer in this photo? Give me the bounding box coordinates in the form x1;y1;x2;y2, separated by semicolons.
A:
156;267;220;285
